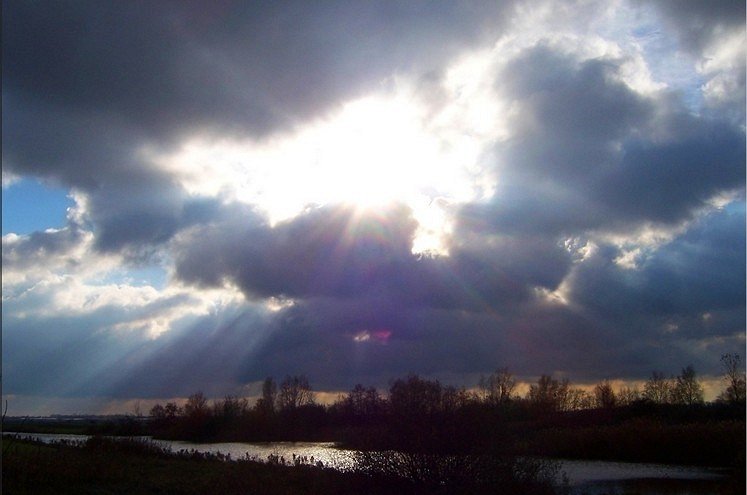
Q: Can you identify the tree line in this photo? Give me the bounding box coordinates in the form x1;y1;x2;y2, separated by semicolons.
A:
147;354;745;443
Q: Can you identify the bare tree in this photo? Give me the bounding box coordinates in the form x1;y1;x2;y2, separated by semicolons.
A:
345;384;384;417
671;365;704;405
527;375;572;412
479;367;517;405
643;371;672;404
277;375;313;411
718;354;746;404
150;404;166;421
184;392;209;417
256;377;277;414
617;386;641;406
389;375;444;419
594;380;617;409
441;385;470;413
566;388;594;411
164;402;181;418
150;401;181;429
214;395;249;420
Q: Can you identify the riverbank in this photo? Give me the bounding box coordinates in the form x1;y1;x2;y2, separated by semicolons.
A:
2;436;562;494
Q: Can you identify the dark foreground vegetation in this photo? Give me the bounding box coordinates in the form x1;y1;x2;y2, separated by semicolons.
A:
2;436;562;494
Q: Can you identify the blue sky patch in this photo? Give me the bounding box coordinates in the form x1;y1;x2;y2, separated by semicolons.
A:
2;179;74;235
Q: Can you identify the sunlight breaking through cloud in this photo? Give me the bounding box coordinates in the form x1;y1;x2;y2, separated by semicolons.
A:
148;72;503;255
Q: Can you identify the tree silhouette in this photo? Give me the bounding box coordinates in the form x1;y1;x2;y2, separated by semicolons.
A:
479;367;517;405
565;388;594;411
214;395;248;420
255;377;277;415
643;371;672;404
718;353;746;404
389;375;445;420
181;392;212;440
164;402;181;418
527;375;571;412
343;384;384;419
594;380;617;409
277;375;313;411
184;392;209;417
671;365;704;405
616;386;640;406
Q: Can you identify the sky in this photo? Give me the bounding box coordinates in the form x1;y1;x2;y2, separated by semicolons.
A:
2;0;745;415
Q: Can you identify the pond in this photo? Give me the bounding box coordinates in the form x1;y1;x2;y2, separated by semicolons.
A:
4;432;731;494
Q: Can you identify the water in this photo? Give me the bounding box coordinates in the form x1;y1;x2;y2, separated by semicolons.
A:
4;432;730;492
560;459;726;484
560;459;730;495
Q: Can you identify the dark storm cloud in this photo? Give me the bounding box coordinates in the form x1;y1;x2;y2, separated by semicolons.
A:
237;297;509;390
435;232;572;307
235;290;641;390
595;122;745;224
174;203;417;299
465;45;745;237
1;94;145;189
570;206;746;320
173;202;572;310
89;182;233;255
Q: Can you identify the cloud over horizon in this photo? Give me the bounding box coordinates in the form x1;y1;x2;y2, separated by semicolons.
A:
3;0;744;414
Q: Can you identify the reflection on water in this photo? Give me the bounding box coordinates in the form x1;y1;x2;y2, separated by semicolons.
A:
152;439;356;470
4;432;730;493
